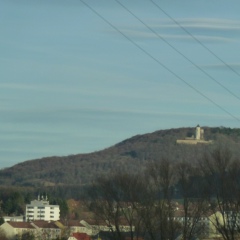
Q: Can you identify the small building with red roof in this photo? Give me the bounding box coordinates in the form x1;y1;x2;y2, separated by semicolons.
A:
68;232;91;240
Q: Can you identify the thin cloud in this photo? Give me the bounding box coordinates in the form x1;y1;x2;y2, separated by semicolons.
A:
155;18;240;31
0;83;40;90
118;29;233;42
0;105;231;120
200;63;240;70
112;18;240;43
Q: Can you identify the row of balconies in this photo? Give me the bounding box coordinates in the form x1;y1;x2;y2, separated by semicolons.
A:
27;215;56;218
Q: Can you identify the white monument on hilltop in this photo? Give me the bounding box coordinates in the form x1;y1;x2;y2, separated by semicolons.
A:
177;125;212;145
195;124;204;140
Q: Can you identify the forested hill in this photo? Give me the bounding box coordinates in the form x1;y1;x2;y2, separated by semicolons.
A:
1;126;240;188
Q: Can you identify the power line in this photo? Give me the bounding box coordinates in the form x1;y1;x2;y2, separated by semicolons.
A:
149;0;240;78
114;0;240;102
79;0;240;123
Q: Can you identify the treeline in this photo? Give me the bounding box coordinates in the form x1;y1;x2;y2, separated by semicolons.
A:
1;127;240;188
0;188;69;220
86;146;240;240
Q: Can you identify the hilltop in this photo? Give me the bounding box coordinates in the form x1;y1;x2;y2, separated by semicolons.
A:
0;126;240;189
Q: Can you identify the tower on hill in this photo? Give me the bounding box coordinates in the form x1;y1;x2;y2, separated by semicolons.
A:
177;125;212;145
196;124;204;140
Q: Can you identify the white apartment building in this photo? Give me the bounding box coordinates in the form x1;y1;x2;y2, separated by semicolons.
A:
26;195;60;221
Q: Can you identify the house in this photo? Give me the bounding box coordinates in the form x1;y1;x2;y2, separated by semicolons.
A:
67;219;134;236
67;219;110;236
3;216;24;222
0;220;62;240
25;195;60;221
206;210;240;238
67;220;92;235
80;219;113;235
54;220;68;238
31;220;61;240
68;232;91;240
0;221;36;240
172;203;223;239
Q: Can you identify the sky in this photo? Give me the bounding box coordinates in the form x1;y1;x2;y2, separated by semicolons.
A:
1;0;240;168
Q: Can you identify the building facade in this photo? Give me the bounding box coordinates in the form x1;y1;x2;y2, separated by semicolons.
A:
0;221;62;240
176;125;213;145
0;222;36;240
26;195;60;221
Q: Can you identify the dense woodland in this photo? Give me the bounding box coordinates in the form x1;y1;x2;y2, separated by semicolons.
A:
0;189;69;220
1;145;240;240
0;127;240;191
86;146;240;240
1;127;240;239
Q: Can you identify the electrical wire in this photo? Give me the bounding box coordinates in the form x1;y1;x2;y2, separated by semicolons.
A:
149;0;240;78
79;0;240;123
114;0;240;102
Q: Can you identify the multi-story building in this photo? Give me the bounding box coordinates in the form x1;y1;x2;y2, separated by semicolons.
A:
25;195;60;221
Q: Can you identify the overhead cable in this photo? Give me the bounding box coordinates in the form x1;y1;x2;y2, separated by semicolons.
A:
79;0;240;123
150;0;240;78
114;0;240;102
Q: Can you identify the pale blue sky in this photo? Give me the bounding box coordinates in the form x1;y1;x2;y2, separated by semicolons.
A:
1;0;240;168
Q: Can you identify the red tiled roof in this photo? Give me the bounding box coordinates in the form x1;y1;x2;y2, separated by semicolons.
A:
67;220;85;227
118;217;131;226
174;209;214;218
81;218;131;227
7;222;35;229
72;232;91;240
83;219;108;226
173;210;185;218
125;238;144;240
31;220;60;229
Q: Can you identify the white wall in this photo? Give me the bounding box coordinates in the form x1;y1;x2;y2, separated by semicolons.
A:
26;200;60;221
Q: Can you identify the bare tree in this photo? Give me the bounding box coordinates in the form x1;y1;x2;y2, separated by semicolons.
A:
176;161;208;240
21;231;35;240
199;146;240;240
87;171;144;240
141;158;180;240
